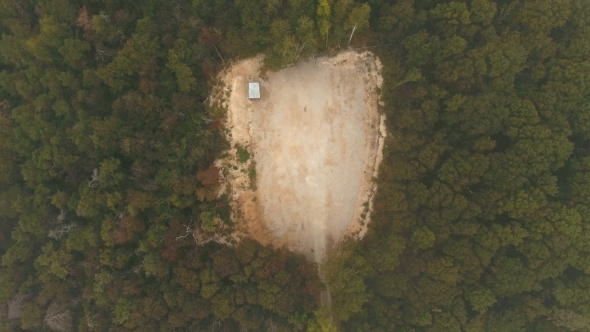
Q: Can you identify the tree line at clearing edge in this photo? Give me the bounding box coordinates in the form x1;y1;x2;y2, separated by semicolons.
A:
0;0;589;331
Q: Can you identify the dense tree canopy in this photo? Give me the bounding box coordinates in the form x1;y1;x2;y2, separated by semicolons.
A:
0;0;589;331
0;1;327;330
326;0;590;331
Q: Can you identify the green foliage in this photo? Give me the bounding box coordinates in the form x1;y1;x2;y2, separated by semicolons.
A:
166;39;197;92
430;1;471;25
307;306;338;332
466;288;496;313
20;303;43;329
0;2;326;330
329;0;590;330
1;0;590;331
93;270;114;295
344;3;370;31
470;0;497;25
549;308;590;331
58;39;91;67
97;18;160;92
113;298;137;325
25;16;70;63
34;242;72;280
411;225;436;251
324;243;371;321
236;144;251;163
266;19;298;68
317;0;332;40
199;211;216;232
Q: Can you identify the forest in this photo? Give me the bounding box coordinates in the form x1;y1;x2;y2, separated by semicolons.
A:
0;0;589;331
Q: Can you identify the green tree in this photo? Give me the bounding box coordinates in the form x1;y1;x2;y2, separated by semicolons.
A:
34;242;72;280
342;3;370;44
323;244;371;321
97;18;160;92
470;0;497;26
317;0;331;43
166;39;197;92
113;298;137;325
411;226;436;251
25;16;70;63
20;303;43;329
465;288;496;313
307;306;338;332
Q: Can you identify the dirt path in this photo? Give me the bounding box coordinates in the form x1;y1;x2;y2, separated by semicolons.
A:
213;51;385;265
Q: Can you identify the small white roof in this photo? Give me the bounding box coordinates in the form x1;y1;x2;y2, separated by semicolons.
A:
248;82;260;99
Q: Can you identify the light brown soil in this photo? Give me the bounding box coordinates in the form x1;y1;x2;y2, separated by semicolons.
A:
213;51;385;264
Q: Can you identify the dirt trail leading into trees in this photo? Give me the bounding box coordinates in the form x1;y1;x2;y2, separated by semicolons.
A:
214;51;385;265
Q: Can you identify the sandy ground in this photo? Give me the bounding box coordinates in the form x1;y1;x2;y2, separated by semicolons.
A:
213;51;385;265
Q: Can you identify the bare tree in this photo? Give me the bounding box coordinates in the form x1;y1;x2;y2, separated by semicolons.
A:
88;168;100;188
0;302;7;321
188;18;204;30
139;179;158;192
264;318;277;332
497;5;509;24
85;313;99;328
240;322;248;332
44;301;73;332
171;0;185;23
99;11;110;23
33;5;44;17
200;27;225;64
9;0;26;18
48;212;76;240
116;29;126;42
95;47;113;62
48;222;76;240
0;99;10;117
175;221;198;244
210;317;221;332
7;292;28;320
347;24;357;46
121;259;145;277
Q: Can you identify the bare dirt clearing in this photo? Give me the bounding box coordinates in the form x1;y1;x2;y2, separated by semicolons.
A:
213;51;385;264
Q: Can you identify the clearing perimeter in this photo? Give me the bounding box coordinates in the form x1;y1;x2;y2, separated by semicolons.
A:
213;51;385;265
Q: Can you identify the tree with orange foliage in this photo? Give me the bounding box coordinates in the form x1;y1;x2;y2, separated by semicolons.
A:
77;7;95;33
112;215;145;244
196;164;220;187
199;27;224;63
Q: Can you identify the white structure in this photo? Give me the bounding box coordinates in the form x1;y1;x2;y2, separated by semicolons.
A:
248;82;260;100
